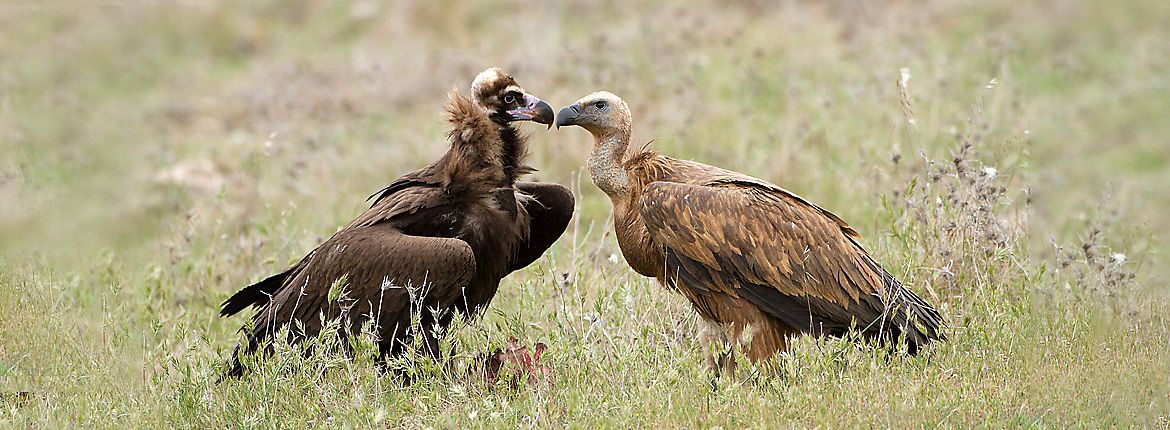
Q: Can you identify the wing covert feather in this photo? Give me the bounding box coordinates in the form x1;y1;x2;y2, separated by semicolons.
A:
640;181;889;332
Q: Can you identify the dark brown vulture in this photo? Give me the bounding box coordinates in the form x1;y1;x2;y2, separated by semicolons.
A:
555;91;943;373
219;68;573;377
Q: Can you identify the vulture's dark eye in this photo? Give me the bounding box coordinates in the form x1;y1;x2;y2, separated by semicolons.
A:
502;93;517;104
595;100;608;109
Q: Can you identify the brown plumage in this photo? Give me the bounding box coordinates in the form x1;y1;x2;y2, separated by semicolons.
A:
555;92;943;372
219;68;572;377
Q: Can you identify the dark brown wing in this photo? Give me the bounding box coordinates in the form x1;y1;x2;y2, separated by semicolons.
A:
349;176;449;231
365;157;445;207
222;171;450;318
228;223;475;376
508;182;574;272
640;180;943;349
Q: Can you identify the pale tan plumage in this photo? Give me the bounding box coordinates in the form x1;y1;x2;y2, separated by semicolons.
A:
556;92;943;372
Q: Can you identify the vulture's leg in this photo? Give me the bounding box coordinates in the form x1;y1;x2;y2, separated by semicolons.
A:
720;305;796;370
509;182;574;272
737;317;795;366
417;308;458;362
698;318;736;379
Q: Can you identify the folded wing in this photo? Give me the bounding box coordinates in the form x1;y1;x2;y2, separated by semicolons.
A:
226;224;475;376
640;179;943;349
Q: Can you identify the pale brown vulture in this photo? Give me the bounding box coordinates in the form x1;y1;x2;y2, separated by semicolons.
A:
219;68;573;377
555;92;943;373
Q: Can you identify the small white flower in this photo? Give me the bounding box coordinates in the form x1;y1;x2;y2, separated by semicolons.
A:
1112;253;1127;264
986;77;998;89
982;167;998;179
608;253;621;264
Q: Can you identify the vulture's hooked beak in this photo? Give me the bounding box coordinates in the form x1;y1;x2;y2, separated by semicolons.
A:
507;93;555;128
555;104;581;129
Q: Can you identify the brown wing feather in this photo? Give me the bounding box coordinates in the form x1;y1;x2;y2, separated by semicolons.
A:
229;224;475;375
641;181;943;348
365;160;443;206
704;172;862;240
508;182;574;272
349;184;451;231
222;169;449;319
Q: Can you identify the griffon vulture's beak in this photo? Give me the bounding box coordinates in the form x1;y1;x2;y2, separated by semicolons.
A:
555;104;581;129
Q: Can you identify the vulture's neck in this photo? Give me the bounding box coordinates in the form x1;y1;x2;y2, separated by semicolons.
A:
496;122;526;184
588;130;631;196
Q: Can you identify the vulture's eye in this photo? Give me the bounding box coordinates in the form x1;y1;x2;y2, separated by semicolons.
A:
502;93;517;104
595;100;608;109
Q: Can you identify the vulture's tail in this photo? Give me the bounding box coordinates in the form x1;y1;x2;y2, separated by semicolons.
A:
874;266;946;354
220;268;291;317
886;284;946;354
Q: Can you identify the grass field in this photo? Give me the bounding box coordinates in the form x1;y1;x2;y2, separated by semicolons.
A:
2;0;1169;427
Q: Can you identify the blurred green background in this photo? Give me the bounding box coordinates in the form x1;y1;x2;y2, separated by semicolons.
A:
1;0;1167;427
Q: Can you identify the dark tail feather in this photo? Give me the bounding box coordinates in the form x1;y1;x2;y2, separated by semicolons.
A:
882;274;946;354
220;268;291;317
218;268;294;381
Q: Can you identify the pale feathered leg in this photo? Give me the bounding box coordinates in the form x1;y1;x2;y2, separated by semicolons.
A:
698;318;736;380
